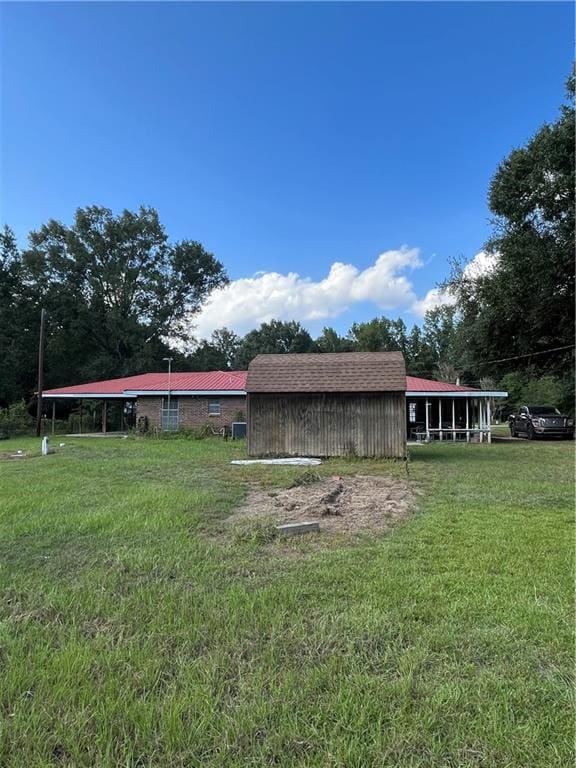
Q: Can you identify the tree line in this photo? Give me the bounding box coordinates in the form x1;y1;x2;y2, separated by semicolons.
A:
182;312;461;383
1;74;573;413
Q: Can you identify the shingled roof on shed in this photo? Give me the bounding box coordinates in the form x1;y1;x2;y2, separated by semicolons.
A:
246;352;406;393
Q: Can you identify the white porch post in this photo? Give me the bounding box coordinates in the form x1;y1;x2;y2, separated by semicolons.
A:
452;397;456;441
479;399;484;443
439;400;442;441
466;397;470;442
425;397;429;440
487;398;492;443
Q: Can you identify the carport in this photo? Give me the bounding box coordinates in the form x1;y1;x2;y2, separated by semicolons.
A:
42;379;138;435
41;395;135;435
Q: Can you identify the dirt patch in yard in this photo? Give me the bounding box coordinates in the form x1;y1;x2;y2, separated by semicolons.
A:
228;474;420;536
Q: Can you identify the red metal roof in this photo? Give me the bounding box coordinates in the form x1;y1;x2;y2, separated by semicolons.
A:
44;370;485;397
406;376;478;392
44;371;248;397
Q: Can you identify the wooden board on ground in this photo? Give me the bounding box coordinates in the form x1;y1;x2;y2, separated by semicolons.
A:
275;521;320;536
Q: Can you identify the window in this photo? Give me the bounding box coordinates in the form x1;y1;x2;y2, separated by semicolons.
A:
208;399;221;416
161;396;179;430
408;401;417;423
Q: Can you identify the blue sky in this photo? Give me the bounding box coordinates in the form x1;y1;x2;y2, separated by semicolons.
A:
1;1;573;341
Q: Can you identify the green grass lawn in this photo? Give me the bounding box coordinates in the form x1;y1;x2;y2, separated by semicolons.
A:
0;436;573;767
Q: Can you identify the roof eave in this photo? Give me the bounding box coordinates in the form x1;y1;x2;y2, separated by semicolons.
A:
406;390;508;398
124;389;246;396
44;389;247;398
43;393;136;399
246;388;406;394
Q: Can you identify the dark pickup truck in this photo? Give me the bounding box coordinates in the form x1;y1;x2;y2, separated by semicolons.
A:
509;405;574;440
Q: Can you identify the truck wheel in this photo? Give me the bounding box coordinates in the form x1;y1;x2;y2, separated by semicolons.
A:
526;424;535;440
509;424;518;437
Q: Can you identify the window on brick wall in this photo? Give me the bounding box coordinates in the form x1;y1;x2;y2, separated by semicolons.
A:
208;399;221;416
161;396;179;430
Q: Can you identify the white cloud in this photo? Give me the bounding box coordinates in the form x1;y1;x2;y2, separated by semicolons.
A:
410;250;500;318
187;247;500;341
410;287;456;317
190;247;423;340
463;250;499;279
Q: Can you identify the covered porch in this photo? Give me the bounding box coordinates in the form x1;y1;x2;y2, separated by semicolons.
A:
42;396;136;435
406;387;507;444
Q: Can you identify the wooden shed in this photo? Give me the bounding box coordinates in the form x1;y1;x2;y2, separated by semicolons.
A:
246;351;407;458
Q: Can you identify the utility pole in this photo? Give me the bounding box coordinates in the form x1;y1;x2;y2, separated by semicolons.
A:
36;308;46;437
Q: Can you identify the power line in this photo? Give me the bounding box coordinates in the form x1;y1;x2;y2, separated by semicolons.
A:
483;344;574;365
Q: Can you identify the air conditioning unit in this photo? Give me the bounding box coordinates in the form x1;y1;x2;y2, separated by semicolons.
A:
231;421;247;440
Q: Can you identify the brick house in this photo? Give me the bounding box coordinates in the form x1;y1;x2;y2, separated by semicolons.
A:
43;371;248;433
43;360;506;442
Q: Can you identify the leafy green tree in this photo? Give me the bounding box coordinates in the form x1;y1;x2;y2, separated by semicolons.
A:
422;305;460;373
519;377;566;407
314;314;461;381
210;328;241;369
182;342;228;372
314;327;355;353
404;324;437;379
233;320;314;369
21;205;227;385
449;74;575;380
499;371;572;415
180;328;240;372
348;317;408;353
0;227;39;406
0;400;35;437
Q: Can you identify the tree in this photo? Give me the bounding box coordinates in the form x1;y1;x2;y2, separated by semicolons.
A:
436;362;459;384
183;341;228;372
233;320;314;369
449;74;575;381
404;324;437;379
21;205;228;385
211;328;241;369
348;317;408;353
422;305;460;373
499;371;570;414
0;227;40;406
314;327;355;353
181;328;241;372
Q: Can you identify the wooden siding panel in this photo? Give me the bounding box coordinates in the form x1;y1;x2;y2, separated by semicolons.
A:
247;392;406;458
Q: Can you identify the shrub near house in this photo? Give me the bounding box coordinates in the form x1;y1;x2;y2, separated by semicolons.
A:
0;401;34;438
